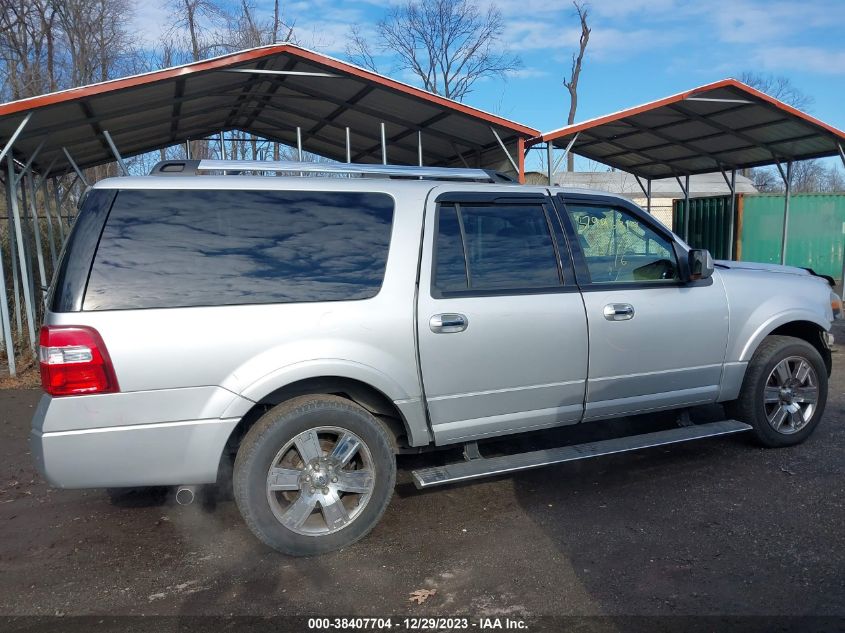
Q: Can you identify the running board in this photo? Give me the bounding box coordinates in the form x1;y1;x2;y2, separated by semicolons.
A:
411;419;751;489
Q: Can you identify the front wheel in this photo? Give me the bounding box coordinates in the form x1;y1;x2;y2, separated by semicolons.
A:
234;395;396;556
727;335;828;447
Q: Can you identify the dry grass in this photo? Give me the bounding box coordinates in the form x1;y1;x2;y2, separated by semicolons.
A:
0;356;41;390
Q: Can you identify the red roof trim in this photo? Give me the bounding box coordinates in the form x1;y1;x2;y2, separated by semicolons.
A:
0;43;538;137
533;78;845;146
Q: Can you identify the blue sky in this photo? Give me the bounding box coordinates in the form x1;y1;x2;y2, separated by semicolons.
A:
137;0;845;160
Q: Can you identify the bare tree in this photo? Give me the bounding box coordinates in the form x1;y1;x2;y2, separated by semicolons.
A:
347;0;520;102
738;72;831;190
0;0;62;99
739;71;814;111
563;1;590;172
346;25;378;72
165;0;229;61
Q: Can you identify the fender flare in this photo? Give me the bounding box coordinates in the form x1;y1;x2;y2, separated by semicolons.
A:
220;358;413;419
738;310;830;362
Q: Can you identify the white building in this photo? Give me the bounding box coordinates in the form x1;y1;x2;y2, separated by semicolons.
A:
525;171;758;229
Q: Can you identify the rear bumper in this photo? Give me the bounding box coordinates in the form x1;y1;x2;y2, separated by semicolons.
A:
31;393;240;488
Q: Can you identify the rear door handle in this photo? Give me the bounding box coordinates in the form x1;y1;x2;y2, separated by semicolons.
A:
603;303;634;321
430;313;468;333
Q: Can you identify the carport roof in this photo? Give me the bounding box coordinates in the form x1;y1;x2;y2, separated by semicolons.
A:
535;79;845;180
0;43;539;179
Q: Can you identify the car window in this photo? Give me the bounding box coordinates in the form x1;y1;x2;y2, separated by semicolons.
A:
83;189;394;310
565;203;679;284
433;202;561;295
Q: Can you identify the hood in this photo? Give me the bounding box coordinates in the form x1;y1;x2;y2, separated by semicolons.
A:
715;260;809;276
715;260;834;286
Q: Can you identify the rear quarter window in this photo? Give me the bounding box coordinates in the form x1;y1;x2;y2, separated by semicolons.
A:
82;189;394;310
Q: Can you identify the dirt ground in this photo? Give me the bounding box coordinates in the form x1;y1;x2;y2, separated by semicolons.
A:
1;326;844;631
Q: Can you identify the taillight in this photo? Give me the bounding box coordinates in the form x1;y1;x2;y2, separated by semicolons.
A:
39;326;119;396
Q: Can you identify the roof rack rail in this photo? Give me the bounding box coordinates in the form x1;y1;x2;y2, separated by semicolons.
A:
149;159;513;183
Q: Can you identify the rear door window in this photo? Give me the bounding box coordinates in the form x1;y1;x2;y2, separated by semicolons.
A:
432;201;562;296
83;189;394;310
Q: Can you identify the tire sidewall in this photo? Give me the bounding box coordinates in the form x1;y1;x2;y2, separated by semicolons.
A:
747;340;828;447
234;397;396;556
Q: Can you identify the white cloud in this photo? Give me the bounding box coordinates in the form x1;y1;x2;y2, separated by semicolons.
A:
504;67;550;79
752;46;845;75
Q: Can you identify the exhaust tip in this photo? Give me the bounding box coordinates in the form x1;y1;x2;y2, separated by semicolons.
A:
175;486;196;505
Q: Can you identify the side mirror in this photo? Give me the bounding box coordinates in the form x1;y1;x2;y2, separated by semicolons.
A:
688;249;714;281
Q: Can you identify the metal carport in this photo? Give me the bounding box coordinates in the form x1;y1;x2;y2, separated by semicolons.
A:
0;43;538;178
0;43;539;376
530;78;845;265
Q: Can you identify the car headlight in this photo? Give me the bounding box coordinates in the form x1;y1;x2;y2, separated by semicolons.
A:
830;291;843;320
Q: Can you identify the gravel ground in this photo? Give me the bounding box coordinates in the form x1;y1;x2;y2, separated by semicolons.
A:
1;325;844;630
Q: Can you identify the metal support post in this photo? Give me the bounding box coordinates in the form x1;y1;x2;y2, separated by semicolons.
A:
62;147;89;187
345;127;352;163
40;178;58;265
19;172;36;316
185;139;191;160
296;127;303;162
25;172;48;295
13;139;45;186
451;142;471;168
558;133;580;177
490;127;519;174
725;168;737;259
6;155;37;353
634;176;653;213
0;213;14;375
380;122;387;165
0;113;31;165
102;130;128;176
5;179;22;334
775;160;792;265
418;131;423;167
675;175;690;242
52;177;66;239
547;142;554;186
219;131;226;160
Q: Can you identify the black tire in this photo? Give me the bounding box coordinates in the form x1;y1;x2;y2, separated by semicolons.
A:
727;335;828;447
233;395;396;556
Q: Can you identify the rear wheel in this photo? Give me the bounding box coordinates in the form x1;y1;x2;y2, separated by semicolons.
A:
233;395;396;556
728;335;827;447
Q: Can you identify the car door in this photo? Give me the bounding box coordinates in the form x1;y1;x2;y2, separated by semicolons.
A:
555;193;730;420
417;188;589;445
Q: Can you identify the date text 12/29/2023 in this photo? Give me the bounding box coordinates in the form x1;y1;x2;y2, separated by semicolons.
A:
307;617;529;630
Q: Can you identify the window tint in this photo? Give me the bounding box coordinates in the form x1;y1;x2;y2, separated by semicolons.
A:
83;189;394;310
565;204;679;284
50;189;116;312
433;203;561;295
434;205;468;292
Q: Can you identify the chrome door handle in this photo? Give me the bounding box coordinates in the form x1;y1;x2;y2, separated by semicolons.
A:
603;303;634;321
430;313;468;333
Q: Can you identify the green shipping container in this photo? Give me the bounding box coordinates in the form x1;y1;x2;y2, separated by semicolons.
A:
738;193;845;281
672;195;734;260
673;193;845;282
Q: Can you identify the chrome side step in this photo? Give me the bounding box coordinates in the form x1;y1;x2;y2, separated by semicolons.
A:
411;419;752;489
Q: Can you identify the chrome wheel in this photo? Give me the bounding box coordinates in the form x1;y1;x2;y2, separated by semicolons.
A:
265;426;375;536
763;356;819;435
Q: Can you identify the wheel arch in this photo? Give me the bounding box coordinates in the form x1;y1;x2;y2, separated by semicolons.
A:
741;316;831;375
218;376;430;485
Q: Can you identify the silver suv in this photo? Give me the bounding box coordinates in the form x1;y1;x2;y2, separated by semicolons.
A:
31;160;839;555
